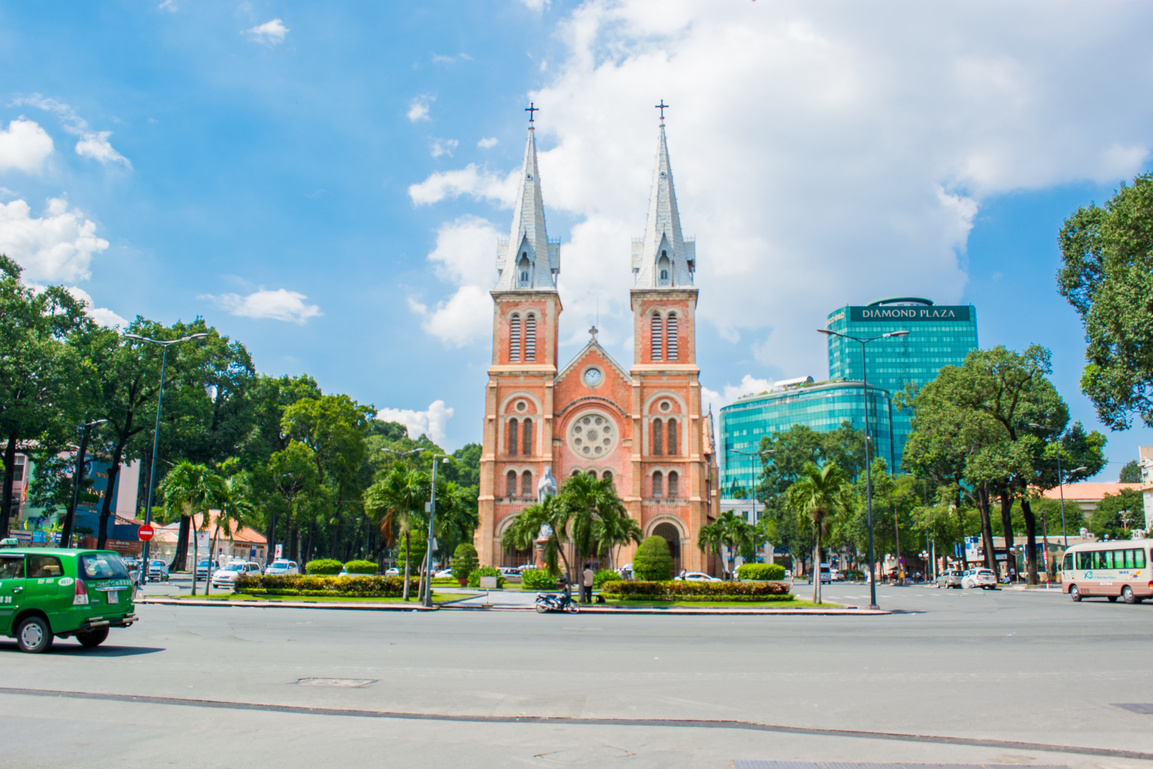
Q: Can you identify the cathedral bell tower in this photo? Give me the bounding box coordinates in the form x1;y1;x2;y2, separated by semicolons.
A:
476;109;562;567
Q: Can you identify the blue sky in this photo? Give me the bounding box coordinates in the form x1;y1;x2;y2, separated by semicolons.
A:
1;1;1151;477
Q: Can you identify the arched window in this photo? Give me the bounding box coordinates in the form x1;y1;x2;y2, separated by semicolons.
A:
522;418;533;456
506;470;518;497
602;470;613;486
518;253;531;287
650;312;662;361
652;471;663;499
657;251;671;286
666;312;678;360
667;471;679;498
521;470;533;497
524;314;536;361
509;315;521;362
588;470;597;480
508;419;519;456
666;418;678;456
652;419;664;456
572;468;582;477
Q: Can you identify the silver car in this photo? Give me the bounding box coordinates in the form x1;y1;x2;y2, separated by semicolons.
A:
962;567;997;589
936;570;962;589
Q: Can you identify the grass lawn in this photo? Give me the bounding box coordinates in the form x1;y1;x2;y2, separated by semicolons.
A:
602;598;841;609
175;591;471;604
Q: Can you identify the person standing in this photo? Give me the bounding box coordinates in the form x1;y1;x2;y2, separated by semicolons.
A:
581;563;595;603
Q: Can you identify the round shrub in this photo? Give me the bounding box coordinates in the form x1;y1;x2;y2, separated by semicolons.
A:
737;563;786;581
593;569;620;589
304;558;343;575
467;565;506;589
343;559;377;575
633;535;673;581
452;543;479;583
521;568;557;590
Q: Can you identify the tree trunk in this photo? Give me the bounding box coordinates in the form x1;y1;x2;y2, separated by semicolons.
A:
1;433;18;539
265;509;277;567
999;491;1015;581
812;532;822;604
1021;498;1039;586
96;441;126;550
190;522;199;597
976;486;998;573
173;516;190;572
205;528;218;596
402;530;412;601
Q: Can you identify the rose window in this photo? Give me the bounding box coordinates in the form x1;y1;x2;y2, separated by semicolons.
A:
568;412;617;458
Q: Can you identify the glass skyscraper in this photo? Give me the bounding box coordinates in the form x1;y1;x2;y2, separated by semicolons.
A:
720;297;978;491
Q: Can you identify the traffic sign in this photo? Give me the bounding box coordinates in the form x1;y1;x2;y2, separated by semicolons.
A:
138;524;155;542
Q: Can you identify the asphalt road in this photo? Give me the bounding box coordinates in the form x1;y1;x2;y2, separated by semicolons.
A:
1;584;1150;769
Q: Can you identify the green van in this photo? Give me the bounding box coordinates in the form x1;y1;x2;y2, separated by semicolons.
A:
0;547;137;653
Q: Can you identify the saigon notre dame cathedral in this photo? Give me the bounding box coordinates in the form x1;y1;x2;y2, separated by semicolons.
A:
475;108;720;573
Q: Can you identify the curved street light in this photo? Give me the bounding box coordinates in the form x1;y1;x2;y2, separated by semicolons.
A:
818;327;909;610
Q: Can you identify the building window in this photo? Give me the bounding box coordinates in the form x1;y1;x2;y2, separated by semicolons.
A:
652;419;664;456
666;312;678;360
524;314;536;361
602;470;613;486
651;312;663;361
666;418;678;456
509;315;521;362
658;251;671;286
522;418;533;455
518;254;531;288
13;455;25;483
667;471;679;498
652;471;663;498
588;470;597;480
507;470;518;497
521;470;533;497
508;419;519;456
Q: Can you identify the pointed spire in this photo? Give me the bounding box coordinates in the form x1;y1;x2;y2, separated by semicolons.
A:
495;114;560;292
633;111;694;289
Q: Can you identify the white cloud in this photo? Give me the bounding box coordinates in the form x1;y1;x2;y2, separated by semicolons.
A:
520;0;549;12
477;137;499;149
0;119;54;173
12;95;130;168
158;0;178;11
430;138;459;158
0;197;109;282
408;164;519;206
61;286;127;328
201;288;322;324
376;400;455;447
409;285;491;348
410;2;1153;380
246;19;288;45
407;96;433;123
701;375;776;425
407;216;501;346
432;53;472;64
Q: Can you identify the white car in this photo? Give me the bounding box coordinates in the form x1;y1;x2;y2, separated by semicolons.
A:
674;571;721;582
961;567;997;589
211;562;255;589
434;568;455;578
264;559;300;576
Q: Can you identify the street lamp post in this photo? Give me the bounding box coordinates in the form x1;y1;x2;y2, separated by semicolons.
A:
423;454;450;608
818;327;909;611
124;332;208;580
61;418;108;548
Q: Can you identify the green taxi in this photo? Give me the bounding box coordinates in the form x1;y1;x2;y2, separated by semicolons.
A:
0;545;137;653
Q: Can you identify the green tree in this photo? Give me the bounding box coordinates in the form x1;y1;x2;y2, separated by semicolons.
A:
632;535;673;581
158;461;228;596
787;462;852;604
451;543;479;583
202;468;257;596
556;473;632;569
364;462;428;600
1119;460;1142;483
697;510;763;578
1058;173;1153;430
1089;489;1145;540
501;495;570;577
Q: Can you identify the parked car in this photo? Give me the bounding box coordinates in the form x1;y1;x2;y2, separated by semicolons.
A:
819;563;833;583
121;557;141;586
211;561;257;590
264;559;299;576
247;562;263;574
497;566;523;583
0;546;137;652
146;559;170;581
674;571;721;582
961;567;997;590
936;570;963;589
195;558;222;580
433;568;455;579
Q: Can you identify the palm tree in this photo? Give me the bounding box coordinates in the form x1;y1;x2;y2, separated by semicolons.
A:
594;510;642;568
787;462;852;604
364;462;428;601
556;473;630;572
204;471;257;596
697;510;755;578
501;494;570;577
159;461;228;597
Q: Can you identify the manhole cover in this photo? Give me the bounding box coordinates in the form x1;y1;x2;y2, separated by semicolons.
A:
1114;702;1153;714
294;678;378;688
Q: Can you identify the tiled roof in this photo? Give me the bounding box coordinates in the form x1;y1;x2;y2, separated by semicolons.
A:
1041;482;1144;501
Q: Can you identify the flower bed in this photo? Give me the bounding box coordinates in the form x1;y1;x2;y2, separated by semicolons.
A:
599;579;794;602
234;574;419;598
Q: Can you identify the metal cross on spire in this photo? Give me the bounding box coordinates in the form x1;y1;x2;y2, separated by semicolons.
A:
655;100;669;124
526;102;539;123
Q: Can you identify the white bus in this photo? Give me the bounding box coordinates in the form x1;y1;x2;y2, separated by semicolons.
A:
1062;541;1153;604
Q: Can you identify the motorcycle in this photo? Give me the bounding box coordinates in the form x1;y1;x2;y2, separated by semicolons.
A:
535;589;579;613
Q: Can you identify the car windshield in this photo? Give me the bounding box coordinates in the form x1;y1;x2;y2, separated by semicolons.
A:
79;553;130;580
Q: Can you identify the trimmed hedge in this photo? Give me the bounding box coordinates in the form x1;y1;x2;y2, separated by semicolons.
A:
593;569;619;589
599;579;793;602
736;563;786;581
452;543;478;583
343;559;378;575
521;568;556;590
304;559;343;575
467;566;506;589
633;535;673;581
234;574;418;597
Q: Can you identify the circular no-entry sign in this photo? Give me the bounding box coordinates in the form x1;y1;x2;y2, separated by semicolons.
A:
138;524;155;542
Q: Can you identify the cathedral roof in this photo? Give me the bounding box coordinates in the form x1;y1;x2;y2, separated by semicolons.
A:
632;122;695;289
495;124;560;292
556;327;631;386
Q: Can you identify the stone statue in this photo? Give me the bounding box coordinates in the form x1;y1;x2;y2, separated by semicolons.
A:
536;466;558;504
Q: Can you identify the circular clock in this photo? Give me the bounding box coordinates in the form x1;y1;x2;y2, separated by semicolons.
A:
582;367;603;387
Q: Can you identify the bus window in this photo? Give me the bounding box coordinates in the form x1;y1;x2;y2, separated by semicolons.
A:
1139;549;1148;569
1076;552;1089;569
1063;553;1073;571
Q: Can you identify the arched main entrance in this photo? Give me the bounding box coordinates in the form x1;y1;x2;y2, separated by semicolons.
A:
651;522;682;575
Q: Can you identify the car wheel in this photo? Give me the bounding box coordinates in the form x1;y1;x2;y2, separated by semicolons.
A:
16;615;53;653
1122;586;1136;605
77;627;109;648
1070;585;1081;602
